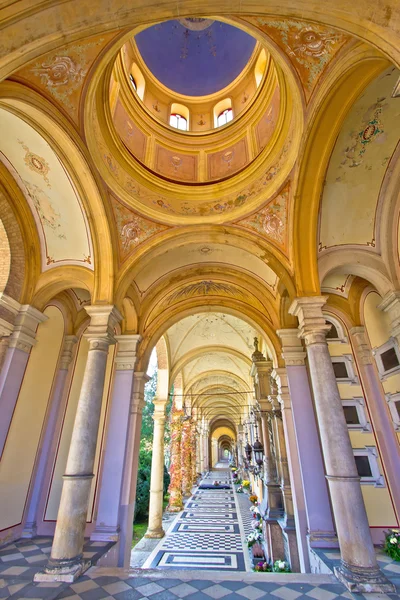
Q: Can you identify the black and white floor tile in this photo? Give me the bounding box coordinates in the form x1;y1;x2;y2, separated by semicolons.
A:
144;469;248;571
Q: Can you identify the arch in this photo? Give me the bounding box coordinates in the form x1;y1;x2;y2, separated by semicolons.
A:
214;98;233;128
155;335;170;400
170;103;189;130
1;4;400;87
0;82;114;303
0;162;41;305
294;52;390;295
255;48;267;88
318;248;393;298
32;266;94;311
131;63;145;100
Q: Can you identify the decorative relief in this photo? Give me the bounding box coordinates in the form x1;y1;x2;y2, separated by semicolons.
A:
243;17;348;100
234;183;289;251
19;141;50;187
208;140;247;180
255;87;280;152
167;280;249;303
111;195;170;261
15;33;116;121
32;56;85;88
155;146;198;182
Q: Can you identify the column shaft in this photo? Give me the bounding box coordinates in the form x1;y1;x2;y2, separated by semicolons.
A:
277;329;336;548
290;297;394;593
351;326;400;521
145;401;167;538
35;305;120;583
23;335;78;538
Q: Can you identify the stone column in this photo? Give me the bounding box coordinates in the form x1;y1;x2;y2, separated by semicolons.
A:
250;344;282;517
289;297;394;594
203;425;210;470
0;305;47;456
273;368;307;572
277;329;337;549
35;305;121;583
145;399;167;538
91;335;141;547
119;372;149;567
23;335;78;538
350;326;400;521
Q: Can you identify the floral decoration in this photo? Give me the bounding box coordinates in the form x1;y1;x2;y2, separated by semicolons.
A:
254;561;272;572
384;529;400;561
273;560;291;573
167;404;184;511
246;531;263;547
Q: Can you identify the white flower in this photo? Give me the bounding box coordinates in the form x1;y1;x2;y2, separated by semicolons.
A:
278;560;286;569
390;537;398;544
251;520;261;529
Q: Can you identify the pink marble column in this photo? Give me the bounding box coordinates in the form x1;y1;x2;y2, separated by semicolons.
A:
290;297;394;594
35;306;121;583
91;335;141;548
22;335;78;538
119;371;149;566
350;326;400;521
277;329;337;550
273;367;308;573
0;305;47;457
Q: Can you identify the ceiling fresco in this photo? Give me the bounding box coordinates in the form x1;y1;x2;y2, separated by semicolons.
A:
13;32;118;124
0;108;92;270
319;67;400;250
241;16;349;102
135;19;256;96
234;181;290;254
111;194;171;262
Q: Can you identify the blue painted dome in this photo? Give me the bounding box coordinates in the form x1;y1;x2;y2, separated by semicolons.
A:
135;19;257;97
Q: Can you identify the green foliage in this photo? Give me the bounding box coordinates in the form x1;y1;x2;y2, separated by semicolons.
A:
384;529;400;561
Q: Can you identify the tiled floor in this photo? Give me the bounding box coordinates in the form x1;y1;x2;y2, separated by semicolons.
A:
143;469;247;572
1;468;400;599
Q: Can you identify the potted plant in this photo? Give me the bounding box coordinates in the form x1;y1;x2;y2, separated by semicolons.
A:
254;561;271;572
384;529;400;561
273;560;291;573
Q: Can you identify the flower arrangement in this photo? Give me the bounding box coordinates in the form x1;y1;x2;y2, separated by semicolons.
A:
251;519;262;530
246;531;263;547
273;560;291;573
249;505;261;519
249;494;258;504
384;529;400;561
254;561;271;572
230;466;238;471
234;478;242;485
242;480;251;489
236;485;244;493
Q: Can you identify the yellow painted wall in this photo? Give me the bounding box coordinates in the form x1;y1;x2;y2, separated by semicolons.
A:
45;335;115;522
0;305;64;533
327;337;396;527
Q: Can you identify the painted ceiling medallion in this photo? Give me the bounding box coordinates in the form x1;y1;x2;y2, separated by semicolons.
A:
32;56;85;87
19;141;51;187
178;18;215;31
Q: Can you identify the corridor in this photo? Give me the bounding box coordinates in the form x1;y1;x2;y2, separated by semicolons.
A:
144;468;249;572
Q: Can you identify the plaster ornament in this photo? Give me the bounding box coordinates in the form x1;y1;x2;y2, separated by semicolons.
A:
289;27;338;58
178;18;214;31
19;141;51;187
32;56;85;87
121;219;141;250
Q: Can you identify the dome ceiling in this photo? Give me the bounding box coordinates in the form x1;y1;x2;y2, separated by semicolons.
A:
135;19;256;96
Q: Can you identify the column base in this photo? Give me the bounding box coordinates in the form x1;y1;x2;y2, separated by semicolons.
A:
167;505;183;512
90;525;120;542
334;561;395;594
307;531;339;548
21;522;37;539
34;557;91;583
144;528;165;539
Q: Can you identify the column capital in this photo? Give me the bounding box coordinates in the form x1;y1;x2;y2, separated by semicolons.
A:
114;334;141;370
8;304;47;352
59;335;79;369
349;326;373;365
277;328;307;366
272;367;291;410
289;296;331;345
84;305;122;347
377;291;400;341
131;371;150;413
